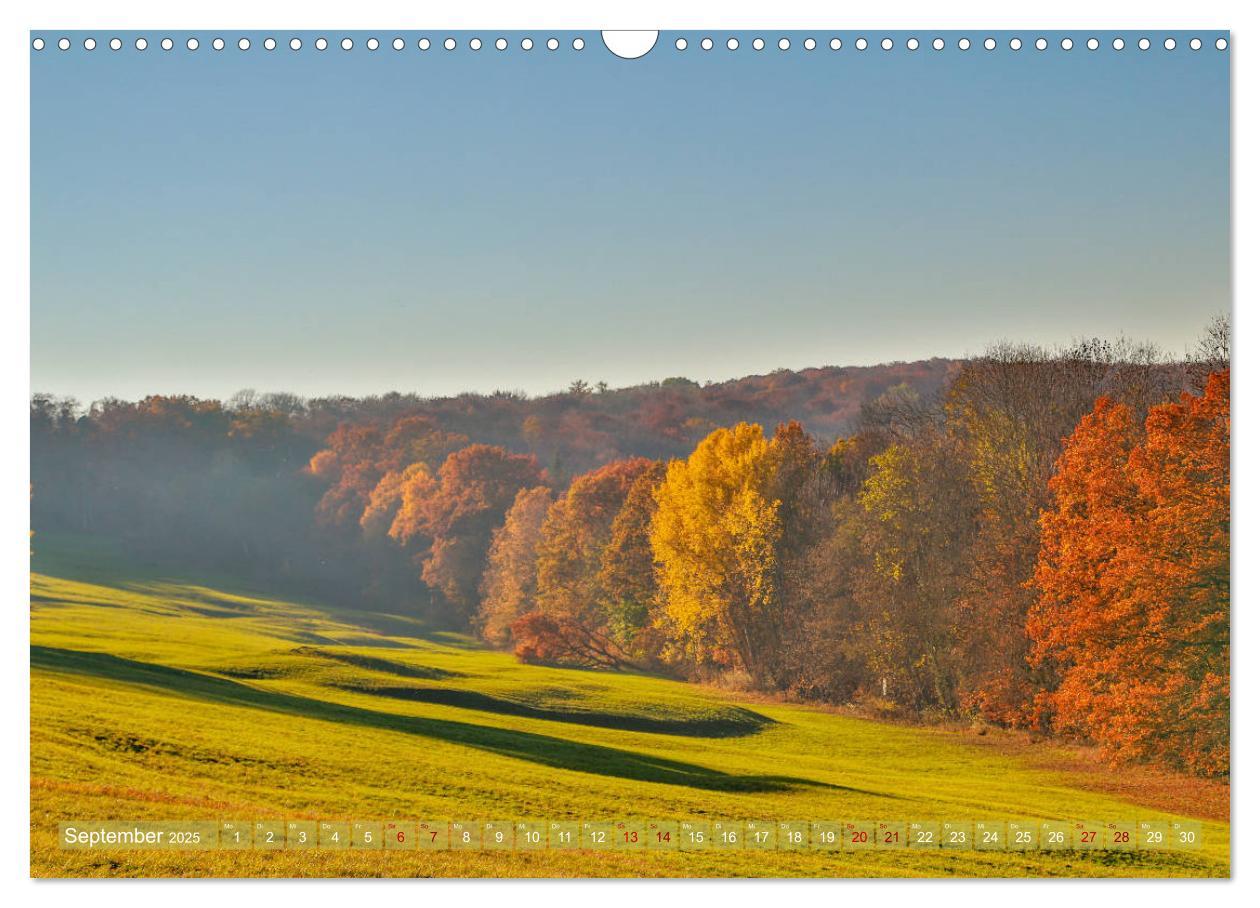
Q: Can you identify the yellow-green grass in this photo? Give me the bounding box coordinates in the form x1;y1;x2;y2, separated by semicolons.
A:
30;535;1229;878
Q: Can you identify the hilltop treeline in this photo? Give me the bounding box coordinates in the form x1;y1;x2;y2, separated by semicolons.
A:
30;325;1229;774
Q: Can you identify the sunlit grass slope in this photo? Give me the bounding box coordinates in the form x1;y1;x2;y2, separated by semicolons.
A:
30;535;1229;878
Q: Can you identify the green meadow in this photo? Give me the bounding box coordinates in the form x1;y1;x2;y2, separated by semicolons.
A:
30;535;1229;878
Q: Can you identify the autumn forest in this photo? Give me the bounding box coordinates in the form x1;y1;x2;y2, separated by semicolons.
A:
30;319;1230;778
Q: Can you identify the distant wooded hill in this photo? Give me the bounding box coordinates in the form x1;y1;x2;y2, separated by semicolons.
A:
284;358;959;479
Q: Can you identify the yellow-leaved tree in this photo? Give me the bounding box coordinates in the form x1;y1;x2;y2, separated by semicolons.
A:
650;422;787;682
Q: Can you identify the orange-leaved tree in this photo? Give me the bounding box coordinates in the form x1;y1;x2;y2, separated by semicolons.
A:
1030;369;1229;775
388;444;544;621
531;458;658;663
478;485;553;646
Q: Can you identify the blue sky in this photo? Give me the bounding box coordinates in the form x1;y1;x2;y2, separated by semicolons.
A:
31;31;1230;403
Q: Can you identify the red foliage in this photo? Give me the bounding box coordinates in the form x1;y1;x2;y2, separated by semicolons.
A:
307;424;386;527
510;611;628;669
1029;370;1229;774
396;445;545;617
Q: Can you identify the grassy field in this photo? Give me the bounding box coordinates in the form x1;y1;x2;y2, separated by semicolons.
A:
29;535;1230;878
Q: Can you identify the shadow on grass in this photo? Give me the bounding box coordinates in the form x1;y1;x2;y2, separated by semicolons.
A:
330;682;771;738
32;646;835;794
295;647;461;681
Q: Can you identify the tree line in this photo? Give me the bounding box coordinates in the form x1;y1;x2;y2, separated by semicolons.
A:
30;320;1228;775
469;336;1228;777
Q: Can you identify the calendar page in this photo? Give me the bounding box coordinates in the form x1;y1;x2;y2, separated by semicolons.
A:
27;23;1230;883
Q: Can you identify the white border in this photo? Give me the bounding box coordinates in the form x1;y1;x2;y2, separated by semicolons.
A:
3;1;1251;906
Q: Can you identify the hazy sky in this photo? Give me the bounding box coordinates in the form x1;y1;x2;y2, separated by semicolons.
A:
31;31;1229;403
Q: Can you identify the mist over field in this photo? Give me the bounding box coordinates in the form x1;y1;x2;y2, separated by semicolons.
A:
31;358;954;607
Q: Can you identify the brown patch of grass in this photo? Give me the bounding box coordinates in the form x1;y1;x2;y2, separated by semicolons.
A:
947;730;1229;823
